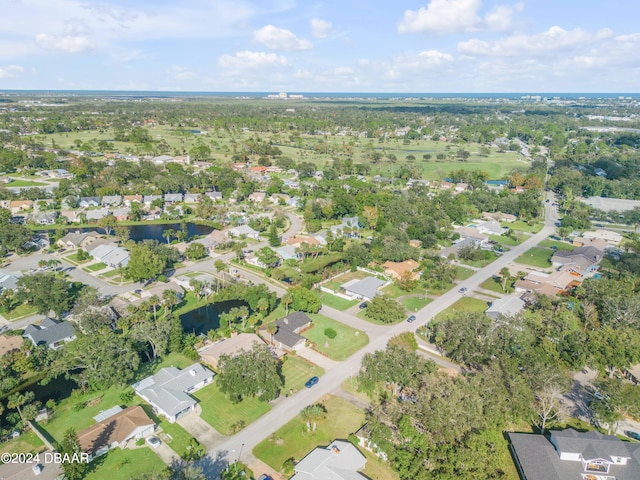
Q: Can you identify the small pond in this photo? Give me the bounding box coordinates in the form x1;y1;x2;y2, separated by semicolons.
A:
179;300;250;336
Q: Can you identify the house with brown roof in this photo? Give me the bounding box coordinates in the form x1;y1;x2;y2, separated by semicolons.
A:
199;333;268;369
248;191;267;203
8;200;33;214
123;195;143;206
77;405;155;460
382;260;420;281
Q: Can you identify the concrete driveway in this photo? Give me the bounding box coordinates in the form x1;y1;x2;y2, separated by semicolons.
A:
296;345;338;370
177;406;226;446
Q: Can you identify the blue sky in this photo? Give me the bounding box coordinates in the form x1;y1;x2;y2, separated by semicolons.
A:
0;0;639;92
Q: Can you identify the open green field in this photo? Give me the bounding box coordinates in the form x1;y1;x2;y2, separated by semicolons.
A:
381;282;426;299
253;395;365;472
539;239;576;250
507;220;543;233
319;292;358;310
454;265;475;280
436;297;488;320
515;247;553;268
7;178;47;187
401;295;432;311
480;276;508;294
490;234;523;246
192;382;271;435
63;251;91;265
84;447;168;480
282;356;324;394
460;251;498;268
304;313;369;361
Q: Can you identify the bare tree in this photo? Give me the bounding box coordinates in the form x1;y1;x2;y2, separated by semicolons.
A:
534;384;567;433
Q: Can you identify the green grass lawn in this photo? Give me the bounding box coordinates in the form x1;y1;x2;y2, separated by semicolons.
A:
539;239;576;250
253;395;365;472
460;251;498;268
0;302;39;320
362;448;401;480
319;292;358;311
401;295;432;311
479;276;507;294
454;265;475;280
489;234;522;246
84;446;168;480
99;269;122;278
152;411;196;457
192;382;271;435
507;220;542;233
85;262;107;272
7;178;47;186
0;430;45;455
282;356;324;394
304;313;369;361
436;297;488;320
381;282;426;299
64;251;91;265
515;247;553;268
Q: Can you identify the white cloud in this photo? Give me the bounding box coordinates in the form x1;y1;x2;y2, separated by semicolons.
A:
253;25;312;50
169;65;196;80
218;50;289;70
35;33;95;53
310;19;332;38
399;0;482;34
458;26;613;57
399;0;523;35
331;66;354;75
0;65;25;79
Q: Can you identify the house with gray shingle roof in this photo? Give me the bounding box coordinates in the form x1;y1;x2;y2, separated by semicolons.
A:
263;312;312;352
164;193;183;204
508;428;640;480
101;195;122;207
79;196;101;208
23;317;76;350
291;439;367;480
341;276;386;301
132;363;214;423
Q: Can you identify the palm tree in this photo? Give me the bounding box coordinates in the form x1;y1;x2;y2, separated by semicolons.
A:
162;289;178;313
148;294;161;321
237;306;250;329
256;297;270;318
266;322;277;345
38;259;48;269
499;267;511;292
300;403;327;432
282;291;293;315
162;228;176;244
47;259;61;270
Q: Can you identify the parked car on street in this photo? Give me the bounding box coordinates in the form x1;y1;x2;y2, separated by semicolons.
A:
458;287;468;294
358;302;368;309
624;431;640;441
407;315;416;323
305;376;319;388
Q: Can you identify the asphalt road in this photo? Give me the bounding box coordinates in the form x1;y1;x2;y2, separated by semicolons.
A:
199;197;560;476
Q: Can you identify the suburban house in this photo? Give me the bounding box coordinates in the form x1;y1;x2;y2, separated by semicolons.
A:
551;246;604;276
476;219;507;236
572;236;609;251
482;211;517;223
79;196;101;208
78;406;155;460
263;312;312;352
30;211;57;225
23;317;76;350
508;428;640;480
143;195;162;207
101;195;123;207
132;363;214;423
291;440;367;480
229;225;260;240
89;243;130;268
184;193;201;203
57;231;100;250
9;200;33;214
382;259;420;281
0;270;22;293
174;273;217;293
453;226;489;245
285;234;326;247
486;295;526;320
583;229;623;246
330;216;360;237
624;364;640;385
341;276;387;301
275;245;299;261
123;195;143;206
205;191;223;201
515;270;581;297
164;193;183;204
85;208;110;222
248;191;267;203
0;334;23;357
199;333;267;369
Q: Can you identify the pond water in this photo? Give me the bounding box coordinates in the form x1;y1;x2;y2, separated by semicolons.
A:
42;222;214;243
179;300;250;336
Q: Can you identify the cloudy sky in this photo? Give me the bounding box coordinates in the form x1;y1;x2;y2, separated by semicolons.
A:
0;0;639;92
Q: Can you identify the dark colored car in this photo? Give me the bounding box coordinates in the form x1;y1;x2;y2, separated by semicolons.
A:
624;431;640;441
458;287;468;294
257;475;273;480
305;376;319;388
407;315;416;323
359;302;368;309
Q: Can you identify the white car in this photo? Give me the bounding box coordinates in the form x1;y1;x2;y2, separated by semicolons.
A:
146;436;161;449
